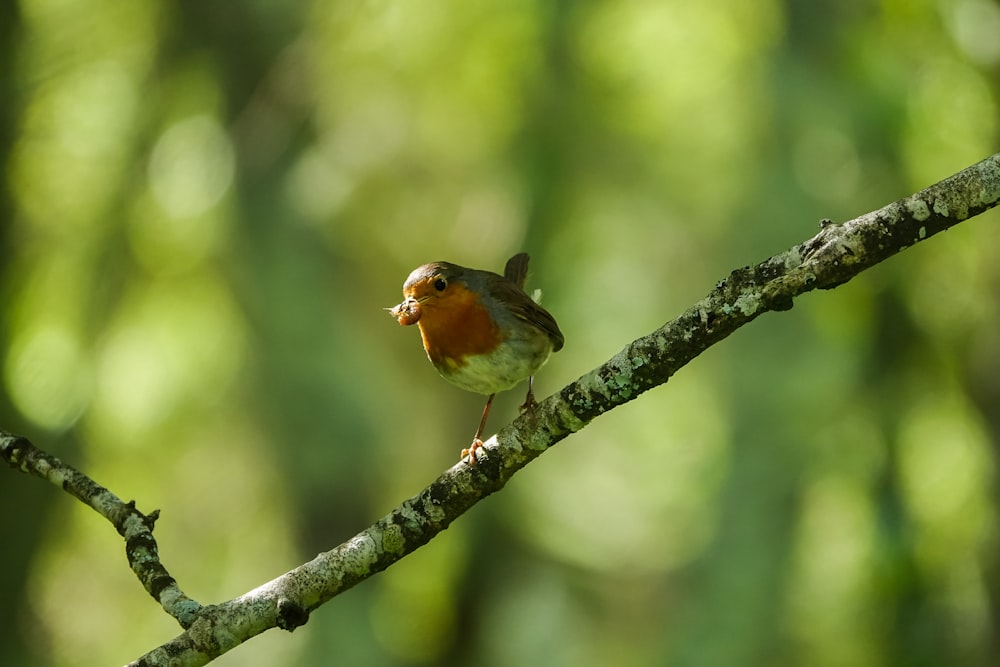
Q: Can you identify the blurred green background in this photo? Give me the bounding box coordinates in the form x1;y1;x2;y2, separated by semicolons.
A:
2;0;999;665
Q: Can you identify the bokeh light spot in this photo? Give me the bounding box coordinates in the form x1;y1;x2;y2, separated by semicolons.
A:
149;115;235;219
5;324;91;431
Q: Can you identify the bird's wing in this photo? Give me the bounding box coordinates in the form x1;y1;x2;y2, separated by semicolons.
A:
489;277;565;352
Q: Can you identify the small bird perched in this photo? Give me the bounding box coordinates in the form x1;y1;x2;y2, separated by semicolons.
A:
389;253;564;464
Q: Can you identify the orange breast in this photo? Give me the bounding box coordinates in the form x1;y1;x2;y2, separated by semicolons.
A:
416;285;502;373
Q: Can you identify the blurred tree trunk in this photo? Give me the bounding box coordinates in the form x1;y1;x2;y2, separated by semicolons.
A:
0;5;57;666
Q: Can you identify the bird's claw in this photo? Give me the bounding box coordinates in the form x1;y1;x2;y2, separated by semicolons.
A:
462;438;485;466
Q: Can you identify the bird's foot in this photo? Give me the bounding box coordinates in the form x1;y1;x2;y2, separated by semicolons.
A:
461;438;485;466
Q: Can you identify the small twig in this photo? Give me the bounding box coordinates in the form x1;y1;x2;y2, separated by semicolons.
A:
0;432;201;627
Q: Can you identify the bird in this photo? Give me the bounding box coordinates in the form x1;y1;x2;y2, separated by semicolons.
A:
389;253;564;465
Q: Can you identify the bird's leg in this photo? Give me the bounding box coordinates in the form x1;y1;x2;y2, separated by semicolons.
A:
519;375;538;413
462;393;495;465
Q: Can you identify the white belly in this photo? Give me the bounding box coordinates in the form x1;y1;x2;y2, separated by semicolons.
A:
433;337;553;395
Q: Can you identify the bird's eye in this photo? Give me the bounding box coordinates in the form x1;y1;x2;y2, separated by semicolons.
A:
434;278;447;291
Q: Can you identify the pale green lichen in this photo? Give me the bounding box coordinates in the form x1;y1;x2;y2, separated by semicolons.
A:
555;403;587;431
734;292;761;316
343;533;378;574
420;497;447;523
783;247;803;270
932;198;950;217
906;197;931;221
611;372;633;398
379;522;406;555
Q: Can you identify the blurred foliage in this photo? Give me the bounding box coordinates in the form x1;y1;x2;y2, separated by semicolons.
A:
1;0;999;665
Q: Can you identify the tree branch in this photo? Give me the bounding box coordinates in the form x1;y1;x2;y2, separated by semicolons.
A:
4;153;999;666
0;433;201;627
